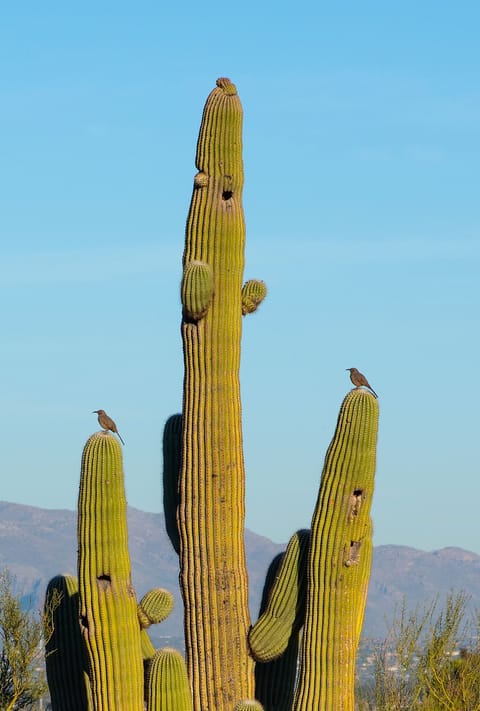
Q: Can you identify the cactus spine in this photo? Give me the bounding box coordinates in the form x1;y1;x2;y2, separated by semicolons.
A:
293;388;379;711
178;77;254;710
77;431;144;710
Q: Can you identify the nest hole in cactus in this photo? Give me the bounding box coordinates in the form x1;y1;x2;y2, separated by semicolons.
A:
222;190;233;200
349;489;364;520
344;541;362;567
96;574;112;591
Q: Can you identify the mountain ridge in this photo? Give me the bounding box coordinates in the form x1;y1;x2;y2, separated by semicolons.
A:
1;500;479;640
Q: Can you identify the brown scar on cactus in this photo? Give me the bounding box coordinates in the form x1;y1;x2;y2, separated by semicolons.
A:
344;540;363;567
193;171;209;188
96;574;112;592
348;488;364;521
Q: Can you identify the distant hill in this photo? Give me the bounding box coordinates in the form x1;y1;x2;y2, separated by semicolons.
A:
1;501;480;641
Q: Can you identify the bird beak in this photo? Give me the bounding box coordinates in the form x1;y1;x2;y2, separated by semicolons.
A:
92;410;98;413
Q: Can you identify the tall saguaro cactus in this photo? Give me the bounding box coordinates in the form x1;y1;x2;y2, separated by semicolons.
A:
77;431;144;710
178;77;259;711
293;388;379;711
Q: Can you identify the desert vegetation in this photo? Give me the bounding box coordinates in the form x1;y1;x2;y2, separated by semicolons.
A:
356;592;480;710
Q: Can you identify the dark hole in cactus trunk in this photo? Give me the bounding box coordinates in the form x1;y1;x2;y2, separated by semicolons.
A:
80;615;88;629
96;574;112;592
348;489;364;521
222;190;233;200
182;310;201;325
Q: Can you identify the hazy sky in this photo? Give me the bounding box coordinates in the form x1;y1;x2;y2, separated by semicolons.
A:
1;3;479;551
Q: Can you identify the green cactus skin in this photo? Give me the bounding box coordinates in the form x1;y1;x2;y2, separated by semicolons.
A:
138;588;175;662
249;528;309;662
178;77;254;710
77;431;144;710
141;629;156;662
162;414;183;554
146;647;193;711
138;588;174;629
252;552;300;711
241;279;267;315
45;574;91;711
233;701;264;711
181;260;215;321
138;587;175;661
293;388;379;711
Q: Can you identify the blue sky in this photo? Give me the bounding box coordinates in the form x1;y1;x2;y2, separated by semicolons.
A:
1;3;479;551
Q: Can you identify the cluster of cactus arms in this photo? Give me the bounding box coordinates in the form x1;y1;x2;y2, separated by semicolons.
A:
44;78;379;711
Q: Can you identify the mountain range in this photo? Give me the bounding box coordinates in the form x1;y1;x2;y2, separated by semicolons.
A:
1;500;479;641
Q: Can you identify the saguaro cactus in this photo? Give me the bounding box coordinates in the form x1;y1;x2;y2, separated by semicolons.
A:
45;574;91;711
177;77;263;711
77;431;144;710
162;414;182;555
146;647;193;711
250;530;310;711
293;388;379;711
138;587;175;660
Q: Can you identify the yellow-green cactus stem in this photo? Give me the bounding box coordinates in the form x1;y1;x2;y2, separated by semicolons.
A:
141;629;156;662
138;587;174;629
178;77;254;710
249;528;309;662
162;414;183;554
293;389;379;711
138;588;175;661
146;647;193;711
253;552;301;711
181;260;214;321
77;431;144;710
251;530;309;711
45;574;91;711
241;279;267;315
233;701;264;711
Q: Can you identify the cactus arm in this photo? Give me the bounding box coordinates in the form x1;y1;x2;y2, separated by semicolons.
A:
249;529;309;663
162;414;183;554
138;587;175;662
251;533;309;711
44;574;91;711
241;279;267;315
233;701;265;711
146;647;193;711
77;432;144;710
293;389;379;711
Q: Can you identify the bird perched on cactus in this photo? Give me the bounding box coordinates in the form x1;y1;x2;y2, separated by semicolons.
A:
346;368;378;398
93;409;125;444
